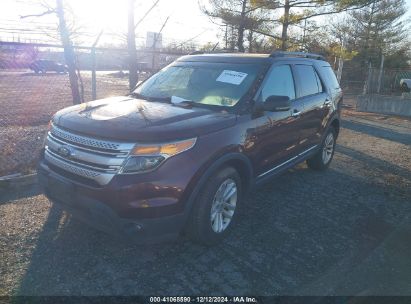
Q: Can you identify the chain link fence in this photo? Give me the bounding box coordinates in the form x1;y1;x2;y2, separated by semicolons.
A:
0;41;184;177
340;65;411;96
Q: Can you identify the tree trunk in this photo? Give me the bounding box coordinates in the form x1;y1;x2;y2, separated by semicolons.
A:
56;0;81;104
229;25;236;51
127;0;138;91
281;0;290;51
247;30;253;53
363;0;376;67
237;0;247;52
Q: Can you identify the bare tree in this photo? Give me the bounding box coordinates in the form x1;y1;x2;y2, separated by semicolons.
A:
56;0;81;103
127;0;161;91
21;0;81;104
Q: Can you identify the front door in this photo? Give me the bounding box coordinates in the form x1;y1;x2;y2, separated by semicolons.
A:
253;64;303;177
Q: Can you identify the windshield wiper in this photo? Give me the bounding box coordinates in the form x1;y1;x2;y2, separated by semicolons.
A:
130;93;197;107
129;92;149;100
169;96;198;108
173;100;197;108
130;93;171;104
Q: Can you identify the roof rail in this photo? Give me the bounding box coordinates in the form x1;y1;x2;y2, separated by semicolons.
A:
189;51;204;55
270;51;325;61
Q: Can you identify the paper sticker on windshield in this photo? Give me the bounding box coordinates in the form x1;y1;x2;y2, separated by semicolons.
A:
216;70;248;85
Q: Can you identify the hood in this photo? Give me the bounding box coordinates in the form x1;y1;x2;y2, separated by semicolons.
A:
53;96;237;142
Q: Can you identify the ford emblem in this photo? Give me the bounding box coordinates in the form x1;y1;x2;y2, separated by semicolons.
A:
57;145;73;158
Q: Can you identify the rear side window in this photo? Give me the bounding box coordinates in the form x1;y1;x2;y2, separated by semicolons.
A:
321;66;340;89
294;65;321;97
261;65;295;101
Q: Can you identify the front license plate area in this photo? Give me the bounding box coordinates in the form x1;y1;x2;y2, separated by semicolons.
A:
48;175;74;204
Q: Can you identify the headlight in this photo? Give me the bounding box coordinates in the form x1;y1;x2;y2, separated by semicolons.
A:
121;138;196;173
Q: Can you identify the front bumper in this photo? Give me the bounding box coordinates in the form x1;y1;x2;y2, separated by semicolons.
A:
37;160;187;243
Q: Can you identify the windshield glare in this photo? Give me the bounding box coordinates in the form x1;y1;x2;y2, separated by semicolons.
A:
134;63;261;107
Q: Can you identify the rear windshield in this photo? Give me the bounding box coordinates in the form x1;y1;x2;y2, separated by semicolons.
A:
134;63;262;107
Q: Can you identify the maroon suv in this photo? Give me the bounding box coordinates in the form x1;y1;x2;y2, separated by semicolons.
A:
38;52;342;245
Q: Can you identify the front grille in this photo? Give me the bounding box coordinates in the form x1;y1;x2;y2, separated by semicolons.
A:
44;124;135;185
51;126;121;151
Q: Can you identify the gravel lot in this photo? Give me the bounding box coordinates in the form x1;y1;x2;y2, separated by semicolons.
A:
1;105;411;296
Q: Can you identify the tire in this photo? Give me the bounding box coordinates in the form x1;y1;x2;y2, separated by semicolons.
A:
186;167;242;246
306;127;337;171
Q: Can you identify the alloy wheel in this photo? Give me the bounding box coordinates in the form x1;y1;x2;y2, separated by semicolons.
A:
322;132;335;165
210;178;237;233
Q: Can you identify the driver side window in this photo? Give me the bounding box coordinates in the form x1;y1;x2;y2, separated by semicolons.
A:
261;65;296;101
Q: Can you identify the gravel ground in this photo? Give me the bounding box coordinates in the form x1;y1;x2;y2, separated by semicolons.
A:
0;108;410;296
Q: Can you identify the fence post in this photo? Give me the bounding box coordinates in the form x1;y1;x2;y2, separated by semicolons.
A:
377;54;385;94
336;57;344;83
91;47;96;100
363;62;372;95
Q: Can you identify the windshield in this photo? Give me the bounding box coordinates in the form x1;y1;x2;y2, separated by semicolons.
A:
133;63;262;107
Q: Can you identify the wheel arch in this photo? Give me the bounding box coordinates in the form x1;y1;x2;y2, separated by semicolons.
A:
183;152;254;218
330;118;340;137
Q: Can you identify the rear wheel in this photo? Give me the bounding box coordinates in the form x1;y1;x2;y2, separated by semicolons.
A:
187;167;242;246
306;128;336;171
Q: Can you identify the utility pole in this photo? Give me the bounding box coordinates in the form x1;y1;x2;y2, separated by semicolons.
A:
151;16;169;71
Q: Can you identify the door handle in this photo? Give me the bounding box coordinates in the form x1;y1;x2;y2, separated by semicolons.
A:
324;99;332;107
291;110;301;118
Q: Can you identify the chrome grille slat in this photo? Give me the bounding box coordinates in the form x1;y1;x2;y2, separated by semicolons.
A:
45;124;134;185
48;133;124;157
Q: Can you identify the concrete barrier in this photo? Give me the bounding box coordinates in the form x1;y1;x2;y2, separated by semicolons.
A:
356;94;411;117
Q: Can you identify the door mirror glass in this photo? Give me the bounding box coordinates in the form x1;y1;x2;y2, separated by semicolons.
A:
263;95;291;112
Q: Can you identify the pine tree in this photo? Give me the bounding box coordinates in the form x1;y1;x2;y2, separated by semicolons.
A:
348;0;409;67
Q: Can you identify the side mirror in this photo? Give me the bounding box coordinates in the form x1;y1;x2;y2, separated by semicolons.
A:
263;95;291;112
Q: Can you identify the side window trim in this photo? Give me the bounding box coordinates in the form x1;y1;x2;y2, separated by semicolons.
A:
313;67;324;93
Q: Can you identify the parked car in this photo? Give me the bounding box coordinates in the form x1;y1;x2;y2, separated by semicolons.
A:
29;60;68;74
38;51;342;245
400;78;411;92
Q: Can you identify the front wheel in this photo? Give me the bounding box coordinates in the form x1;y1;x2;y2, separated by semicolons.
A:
306;128;336;171
186;167;242;246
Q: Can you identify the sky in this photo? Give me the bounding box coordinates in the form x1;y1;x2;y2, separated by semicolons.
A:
0;0;410;48
0;0;221;47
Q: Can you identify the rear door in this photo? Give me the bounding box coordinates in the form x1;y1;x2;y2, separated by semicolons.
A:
293;64;329;151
